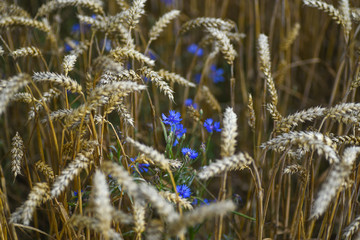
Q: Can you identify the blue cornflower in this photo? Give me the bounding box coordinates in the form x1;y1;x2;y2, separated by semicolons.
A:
194;73;201;84
148;50;157;60
162;110;182;125
71;23;80;34
184;99;198;109
161;0;175;5
176;184;191;198
130;157;150;173
181;147;198;159
210;65;225;83
204;118;221;133
64;40;79;52
187;43;203;57
171;123;186;146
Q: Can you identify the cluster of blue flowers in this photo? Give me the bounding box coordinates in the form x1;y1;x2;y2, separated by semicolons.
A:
162;110;186;146
130;157;150;173
181;147;199;159
210;65;225;83
176;184;191;198
187;43;203;57
184;99;198;109
204;118;221;133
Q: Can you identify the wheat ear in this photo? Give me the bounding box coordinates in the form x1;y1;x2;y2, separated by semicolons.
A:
280;23;300;51
206;27;236;64
127;0;147;28
12;92;33;103
149;9;180;42
311;146;360;219
167;200;236;237
0;16;51;34
11;132;24;178
247;94;256;131
37;0;104;17
133;201;146;238
262;131;339;164
33;72;82;93
139;67;174;101
221;107;238;157
343;215;360;240
159;191;193;210
111;47;155;66
10;182;50;225
198;152;252;180
35;160;55;181
158;69;196;88
0;73;30;116
50;151;93;198
179;17;235;34
63;55;77;76
258;33;278;106
28;88;62;120
11;46;41;58
201;86;221;112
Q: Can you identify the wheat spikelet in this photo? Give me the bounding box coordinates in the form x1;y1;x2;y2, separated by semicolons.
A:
33;72;82;93
145;219;163;240
0;73;31;116
351;8;360;21
12;92;33;103
276;106;326;132
187;105;201;123
159;191;193;210
201;86;221;112
116;0;129;10
325;103;360;125
283;164;308;183
343;215;360;240
266;103;282;122
351;74;360;90
311;146;360;219
179;17;235;34
77;14;108;31
158;69;196;88
332;135;360;146
50;151;92;198
99;69;140;85
10;182;50;225
0;2;31;17
42;109;73;123
280;23;300;51
258;34;278;106
133;201;146;237
198;152;252;180
11;46;41;58
221;107;238;157
11;132;24;178
28;88;62;120
302;0;342;24
115;101;134;127
149;10;180;42
93;56;124;74
0;16;51;34
37;0;104;17
138;182;179;223
167;200;236;237
127;0;147;28
339;0;352;40
35;160;55;181
63;54;77;76
88;170;114;239
101;161;141;199
111;47;155;66
206;27;236;64
126;137;171;171
247;94;256;131
262;131;339;164
139;67;174;101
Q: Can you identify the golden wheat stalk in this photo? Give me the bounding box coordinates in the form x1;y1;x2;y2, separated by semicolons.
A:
0;2;31;18
332;135;360;146
343;215;360;240
198;152;252;180
33;72;82;93
283;164;308;183
28;88;62;120
275;106;326;132
127;0;147;28
262;131;339;163
100;70;140;85
139;67;174;101
126;137;172;171
11;132;24;178
133;201;146;237
111;47;155;66
10;182;50;225
167;200;236;237
0;73;31;116
247;94;256;131
266;103;283;122
50;151;92;198
179;17;235;34
200;86;221;112
0;16;51;34
149;9;180;42
206;27;237;64
115;101;134;127
221;107;238;157
280;23;300;51
11;92;33;103
258;33;278;106
35;160;55;181
158;69;196;88
63;54;77;76
37;0;104;17
159;191;193;210
11;46;41;58
42;109;73;123
311;146;360;219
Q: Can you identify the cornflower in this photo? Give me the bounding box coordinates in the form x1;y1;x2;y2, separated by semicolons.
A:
210;65;225;83
187;43;204;57
176;184;191;198
162;110;182;125
182;147;198;159
130;157;150;173
204;118;221;133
